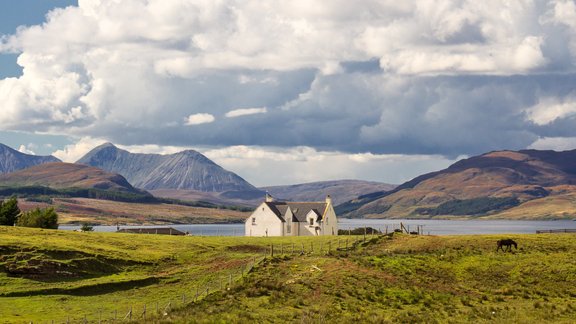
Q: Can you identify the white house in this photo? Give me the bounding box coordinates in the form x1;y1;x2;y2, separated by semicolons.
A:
245;194;338;236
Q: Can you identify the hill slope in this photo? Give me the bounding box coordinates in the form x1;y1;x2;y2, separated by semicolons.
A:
0;162;142;194
0;143;60;174
261;180;396;205
77;143;259;193
340;149;576;219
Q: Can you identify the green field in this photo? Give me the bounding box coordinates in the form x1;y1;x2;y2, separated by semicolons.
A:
1;227;575;323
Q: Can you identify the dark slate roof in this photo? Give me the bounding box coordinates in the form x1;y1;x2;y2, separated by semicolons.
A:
265;201;327;222
117;227;186;235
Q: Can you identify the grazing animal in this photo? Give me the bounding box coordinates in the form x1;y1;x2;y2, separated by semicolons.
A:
496;239;518;252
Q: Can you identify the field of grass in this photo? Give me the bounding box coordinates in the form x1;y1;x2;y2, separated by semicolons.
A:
0;226;339;323
171;233;576;323
1;226;575;323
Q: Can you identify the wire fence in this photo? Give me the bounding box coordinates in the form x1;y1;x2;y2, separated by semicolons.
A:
30;233;383;323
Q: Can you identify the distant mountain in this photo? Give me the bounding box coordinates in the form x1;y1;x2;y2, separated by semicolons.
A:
77;143;259;193
0;143;60;174
261;180;396;205
338;149;576;220
0;162;143;193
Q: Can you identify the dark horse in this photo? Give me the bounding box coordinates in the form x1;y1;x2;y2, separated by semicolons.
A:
496;239;518;252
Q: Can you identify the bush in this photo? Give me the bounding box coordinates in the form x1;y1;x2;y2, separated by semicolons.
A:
81;223;94;232
338;227;381;235
17;207;58;229
0;197;20;226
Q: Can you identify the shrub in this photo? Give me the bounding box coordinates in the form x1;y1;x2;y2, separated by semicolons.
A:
17;207;58;229
0;197;20;226
81;223;94;232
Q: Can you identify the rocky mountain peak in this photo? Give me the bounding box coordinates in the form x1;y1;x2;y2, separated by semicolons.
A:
0;143;61;174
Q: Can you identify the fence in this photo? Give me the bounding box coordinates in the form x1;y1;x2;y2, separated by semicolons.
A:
536;228;576;234
31;234;382;323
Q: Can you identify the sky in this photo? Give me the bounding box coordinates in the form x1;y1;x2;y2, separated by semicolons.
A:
1;0;576;187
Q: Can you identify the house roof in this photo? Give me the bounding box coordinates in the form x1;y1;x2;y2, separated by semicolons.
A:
264;201;327;222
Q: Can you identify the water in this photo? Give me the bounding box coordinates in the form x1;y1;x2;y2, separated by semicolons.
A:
59;219;576;236
338;219;576;235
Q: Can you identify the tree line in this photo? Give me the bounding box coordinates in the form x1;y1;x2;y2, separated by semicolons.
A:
0;197;58;229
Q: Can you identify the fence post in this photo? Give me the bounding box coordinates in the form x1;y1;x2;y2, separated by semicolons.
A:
270;244;274;257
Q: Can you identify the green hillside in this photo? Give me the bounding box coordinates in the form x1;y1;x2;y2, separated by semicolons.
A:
1;227;575;323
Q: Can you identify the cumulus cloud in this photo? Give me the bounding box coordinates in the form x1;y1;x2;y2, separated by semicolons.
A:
526;95;576;126
185;113;215;125
1;0;576;162
18;144;35;155
202;145;458;186
52;137;108;162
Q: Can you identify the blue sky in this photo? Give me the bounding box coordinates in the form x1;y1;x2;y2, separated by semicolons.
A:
1;1;576;186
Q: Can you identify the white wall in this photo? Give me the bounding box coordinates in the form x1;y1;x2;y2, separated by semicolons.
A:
321;205;339;236
245;203;283;236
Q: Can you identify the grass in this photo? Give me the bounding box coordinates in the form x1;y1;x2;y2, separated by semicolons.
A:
170;233;576;323
1;226;575;323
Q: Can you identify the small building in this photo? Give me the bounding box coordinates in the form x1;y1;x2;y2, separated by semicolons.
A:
245;194;338;236
117;227;186;236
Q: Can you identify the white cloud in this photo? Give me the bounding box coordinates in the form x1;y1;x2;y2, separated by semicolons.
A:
529;137;576;151
52;137;108;162
203;145;457;186
18;144;35;155
225;107;267;118
526;96;576;126
2;0;576;163
185;113;215;125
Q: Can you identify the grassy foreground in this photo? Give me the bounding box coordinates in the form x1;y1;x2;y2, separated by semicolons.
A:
0;227;575;323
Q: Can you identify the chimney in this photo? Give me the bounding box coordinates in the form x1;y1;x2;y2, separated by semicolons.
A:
325;195;332;205
265;192;274;202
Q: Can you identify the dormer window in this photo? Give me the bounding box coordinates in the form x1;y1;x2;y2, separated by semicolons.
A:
252;217;256;225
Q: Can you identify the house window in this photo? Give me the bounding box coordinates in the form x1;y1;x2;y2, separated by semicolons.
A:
309;218;314;226
287;223;291;233
252;217;256;225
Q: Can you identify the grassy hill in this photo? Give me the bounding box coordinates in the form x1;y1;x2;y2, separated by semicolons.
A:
339;150;576;220
1;227;575;323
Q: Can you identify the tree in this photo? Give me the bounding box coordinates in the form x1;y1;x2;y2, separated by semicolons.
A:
80;223;94;232
17;207;58;229
0;197;20;226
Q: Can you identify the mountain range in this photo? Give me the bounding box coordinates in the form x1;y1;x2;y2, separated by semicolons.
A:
77;143;259;193
337;149;576;219
3;141;576;220
0;143;60;174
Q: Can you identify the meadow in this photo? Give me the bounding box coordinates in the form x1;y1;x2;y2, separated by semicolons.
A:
0;226;575;323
